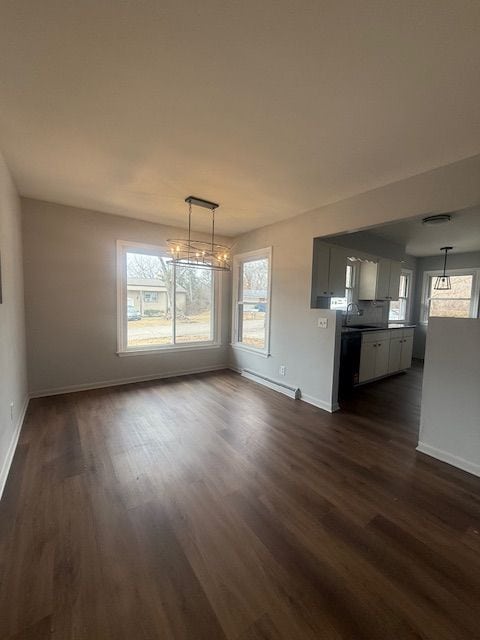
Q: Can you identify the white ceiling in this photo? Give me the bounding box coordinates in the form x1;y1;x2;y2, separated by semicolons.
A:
1;1;480;236
368;206;480;256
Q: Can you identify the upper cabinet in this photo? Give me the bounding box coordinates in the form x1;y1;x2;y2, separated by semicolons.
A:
358;259;401;301
311;241;348;305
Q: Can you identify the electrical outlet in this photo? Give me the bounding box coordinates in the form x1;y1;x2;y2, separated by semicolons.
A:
10;402;14;421
279;365;286;376
317;317;328;329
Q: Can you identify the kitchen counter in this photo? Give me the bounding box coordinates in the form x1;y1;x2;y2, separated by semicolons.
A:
341;323;416;334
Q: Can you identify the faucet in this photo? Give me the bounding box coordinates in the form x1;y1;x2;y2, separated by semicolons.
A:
345;302;362;326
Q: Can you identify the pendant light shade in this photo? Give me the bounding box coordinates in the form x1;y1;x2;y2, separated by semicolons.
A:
433;246;452;290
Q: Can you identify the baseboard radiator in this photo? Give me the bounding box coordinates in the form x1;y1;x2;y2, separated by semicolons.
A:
241;369;301;400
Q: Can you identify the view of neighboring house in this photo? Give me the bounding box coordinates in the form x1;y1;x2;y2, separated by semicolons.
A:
127;278;186;316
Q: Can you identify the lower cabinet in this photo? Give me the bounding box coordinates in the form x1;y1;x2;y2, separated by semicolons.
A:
359;329;414;384
400;335;414;370
359;331;390;383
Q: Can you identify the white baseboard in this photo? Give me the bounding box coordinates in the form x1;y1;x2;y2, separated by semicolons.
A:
29;364;229;398
232;366;338;413
300;393;339;413
0;394;29;500
241;369;300;400
417;441;480;478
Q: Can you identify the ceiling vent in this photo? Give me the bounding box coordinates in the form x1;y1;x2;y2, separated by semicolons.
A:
422;214;452;225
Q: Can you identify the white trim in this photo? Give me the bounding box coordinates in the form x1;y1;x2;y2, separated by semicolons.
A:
118;343;223;357
230;343;270;358
241;369;300;399
417;441;480;478
0;395;29;500
300;393;339;413
420;267;480;324
29;364;228;399
232;246;273;357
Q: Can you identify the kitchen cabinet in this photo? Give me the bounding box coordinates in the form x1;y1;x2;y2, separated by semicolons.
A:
359;331;390;383
387;335;403;374
399;335;414;370
388;331;414;373
359;328;414;384
358;259;401;301
311;241;349;304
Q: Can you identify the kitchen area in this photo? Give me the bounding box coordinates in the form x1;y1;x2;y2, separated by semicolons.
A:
311;232;417;404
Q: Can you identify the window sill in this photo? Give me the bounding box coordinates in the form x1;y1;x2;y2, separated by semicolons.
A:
231;343;271;358
117;343;223;357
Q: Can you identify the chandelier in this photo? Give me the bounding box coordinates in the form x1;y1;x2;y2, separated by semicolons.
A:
434;246;452;290
167;196;231;271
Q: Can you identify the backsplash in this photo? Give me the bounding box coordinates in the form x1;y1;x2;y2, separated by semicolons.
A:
354;300;389;325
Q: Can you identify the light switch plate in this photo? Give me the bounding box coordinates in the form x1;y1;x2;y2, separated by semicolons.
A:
318;317;328;329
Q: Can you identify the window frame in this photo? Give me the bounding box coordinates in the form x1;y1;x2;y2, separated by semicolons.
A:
231;247;272;357
117;240;222;355
388;268;413;323
420;267;480;324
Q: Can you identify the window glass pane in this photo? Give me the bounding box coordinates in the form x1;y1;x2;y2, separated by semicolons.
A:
399;274;408;298
126;252;173;347
330;297;348;310
241;302;266;349
242;259;268;303
430;274;473;299
389;298;407;321
429;298;471;318
345;264;353;289
175;266;213;343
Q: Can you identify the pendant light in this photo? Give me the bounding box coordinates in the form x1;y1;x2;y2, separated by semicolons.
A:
434;246;453;290
167;196;231;271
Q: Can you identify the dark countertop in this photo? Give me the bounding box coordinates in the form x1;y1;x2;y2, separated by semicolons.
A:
341;323;416;334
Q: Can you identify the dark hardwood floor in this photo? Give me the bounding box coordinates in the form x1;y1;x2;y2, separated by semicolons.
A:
2;363;480;639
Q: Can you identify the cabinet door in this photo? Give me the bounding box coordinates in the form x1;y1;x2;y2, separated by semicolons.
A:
400;336;414;370
388;336;403;374
375;260;391;300
311;240;331;299
359;341;376;382
374;339;389;378
387;261;402;300
328;246;348;297
358;262;377;300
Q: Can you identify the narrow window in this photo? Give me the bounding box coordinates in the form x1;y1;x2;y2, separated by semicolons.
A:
233;248;272;354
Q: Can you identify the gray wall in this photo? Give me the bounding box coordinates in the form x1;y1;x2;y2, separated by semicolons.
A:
418;318;480;476
412;251;480;358
22;198;231;395
229;155;480;412
0;153;28;496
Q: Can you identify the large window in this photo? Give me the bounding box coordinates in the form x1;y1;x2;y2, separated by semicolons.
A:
388;269;412;322
232;248;272;354
117;242;217;352
422;269;479;322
